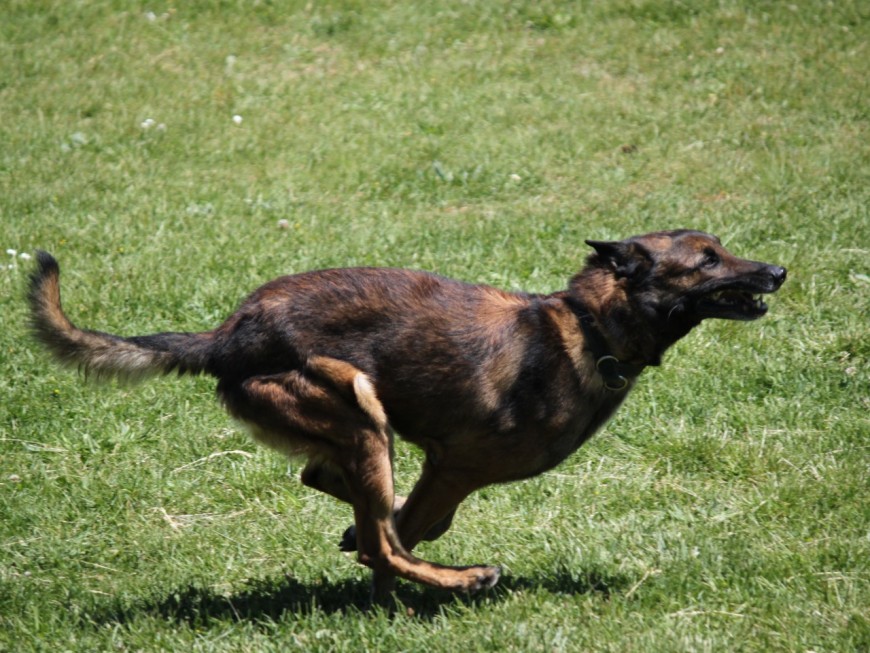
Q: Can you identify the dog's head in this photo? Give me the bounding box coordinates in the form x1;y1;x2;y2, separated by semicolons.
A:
585;230;787;322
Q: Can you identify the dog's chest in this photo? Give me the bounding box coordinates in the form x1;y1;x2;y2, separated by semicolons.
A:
541;392;627;469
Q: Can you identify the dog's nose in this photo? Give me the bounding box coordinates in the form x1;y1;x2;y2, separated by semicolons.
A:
768;266;787;286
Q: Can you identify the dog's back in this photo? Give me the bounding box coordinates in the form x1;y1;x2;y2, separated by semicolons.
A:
209;267;576;445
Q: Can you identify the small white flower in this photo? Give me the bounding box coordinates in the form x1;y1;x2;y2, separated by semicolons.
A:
145;11;157;21
509;173;522;182
232;114;243;125
277;219;290;229
6;249;17;256
157;123;166;131
141;118;156;129
715;46;725;55
19;252;31;260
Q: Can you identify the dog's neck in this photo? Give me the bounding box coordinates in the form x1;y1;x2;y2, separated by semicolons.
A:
565;267;698;370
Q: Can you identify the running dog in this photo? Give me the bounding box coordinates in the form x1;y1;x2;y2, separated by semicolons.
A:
28;229;786;601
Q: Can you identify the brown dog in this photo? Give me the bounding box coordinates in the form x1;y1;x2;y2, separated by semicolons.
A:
28;230;785;601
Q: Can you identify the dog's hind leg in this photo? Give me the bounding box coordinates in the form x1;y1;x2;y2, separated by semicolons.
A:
301;460;352;503
221;357;501;602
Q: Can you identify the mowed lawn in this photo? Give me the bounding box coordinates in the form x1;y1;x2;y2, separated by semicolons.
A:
1;1;867;651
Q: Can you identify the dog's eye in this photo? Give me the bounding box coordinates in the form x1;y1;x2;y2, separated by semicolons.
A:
701;248;720;268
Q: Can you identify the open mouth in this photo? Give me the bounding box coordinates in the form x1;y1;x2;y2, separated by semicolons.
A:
696;288;769;320
686;263;785;322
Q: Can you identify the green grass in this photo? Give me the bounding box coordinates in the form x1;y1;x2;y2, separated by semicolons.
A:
1;0;868;650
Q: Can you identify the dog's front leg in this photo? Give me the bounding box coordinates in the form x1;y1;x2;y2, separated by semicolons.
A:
334;428;499;603
392;462;481;552
339;494;456;552
339;458;476;555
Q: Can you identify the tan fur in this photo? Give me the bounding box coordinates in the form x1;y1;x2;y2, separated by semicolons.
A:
352;373;388;432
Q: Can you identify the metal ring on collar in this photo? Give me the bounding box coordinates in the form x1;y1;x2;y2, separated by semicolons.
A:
596;355;629;392
604;375;629;391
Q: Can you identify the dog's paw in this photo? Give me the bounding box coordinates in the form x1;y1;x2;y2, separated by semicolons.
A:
445;565;501;592
467;565;501;592
339;524;357;552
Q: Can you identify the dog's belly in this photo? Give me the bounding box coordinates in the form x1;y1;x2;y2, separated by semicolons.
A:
382;383;629;484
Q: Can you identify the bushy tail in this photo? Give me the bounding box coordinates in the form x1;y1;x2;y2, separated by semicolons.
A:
28;252;214;381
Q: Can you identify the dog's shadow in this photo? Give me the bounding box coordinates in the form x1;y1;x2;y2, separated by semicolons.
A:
93;568;631;626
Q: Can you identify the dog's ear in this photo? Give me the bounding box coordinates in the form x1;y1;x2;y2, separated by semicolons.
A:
585;239;652;280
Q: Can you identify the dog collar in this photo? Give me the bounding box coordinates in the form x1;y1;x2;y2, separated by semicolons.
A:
566;299;646;391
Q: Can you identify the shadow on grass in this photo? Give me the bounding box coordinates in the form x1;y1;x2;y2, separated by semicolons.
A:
88;566;632;626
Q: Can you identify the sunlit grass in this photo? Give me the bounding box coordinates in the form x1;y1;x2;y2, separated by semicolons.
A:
1;1;868;651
